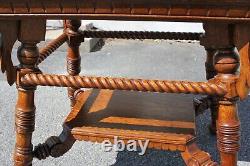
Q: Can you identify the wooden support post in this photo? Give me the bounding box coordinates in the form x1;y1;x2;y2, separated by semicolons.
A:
214;47;240;166
64;20;83;106
204;48;218;134
200;23;223;134
234;24;250;100
201;23;241;166
14;19;46;166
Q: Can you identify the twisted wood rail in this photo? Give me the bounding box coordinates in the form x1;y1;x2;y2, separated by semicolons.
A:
81;30;203;40
37;33;68;65
36;31;201;66
20;73;227;96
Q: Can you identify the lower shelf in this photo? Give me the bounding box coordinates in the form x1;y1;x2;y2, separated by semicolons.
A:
64;89;197;151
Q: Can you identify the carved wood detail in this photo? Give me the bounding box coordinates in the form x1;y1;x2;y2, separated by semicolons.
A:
217;120;240;153
37;33;67;65
181;143;217;166
65;89;197;152
0;1;249;165
14;89;35;166
20;73;227;96
65;20;82;106
0;20;18;85
0;1;250;21
33;128;76;160
80;30;202;40
13;19;46;166
213;47;240;166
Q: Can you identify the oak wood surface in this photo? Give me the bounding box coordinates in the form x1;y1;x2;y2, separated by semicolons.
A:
0;1;249;165
14;19;46;166
64;89;196;151
0;0;250;21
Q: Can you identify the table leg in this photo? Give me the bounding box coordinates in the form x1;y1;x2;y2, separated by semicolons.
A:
213;47;240;166
14;89;36;166
33;128;76;160
205;48;218;134
13;19;46;166
181;142;217;165
217;100;240;166
64;20;83;106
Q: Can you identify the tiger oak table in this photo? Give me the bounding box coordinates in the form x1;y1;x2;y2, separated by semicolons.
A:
0;1;250;166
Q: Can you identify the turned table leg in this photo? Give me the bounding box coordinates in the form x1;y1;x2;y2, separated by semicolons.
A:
64;20;83;106
13;19;46;166
205;48;218;134
14;89;36;165
181;142;217;166
201;23;241;165
213;47;240;166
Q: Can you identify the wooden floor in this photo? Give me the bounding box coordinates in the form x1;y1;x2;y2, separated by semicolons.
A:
64;89;197;151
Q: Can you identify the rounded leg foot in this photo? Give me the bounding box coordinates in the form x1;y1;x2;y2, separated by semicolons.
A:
33;129;75;160
181;143;217;166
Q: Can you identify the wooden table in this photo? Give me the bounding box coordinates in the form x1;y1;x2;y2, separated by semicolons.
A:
0;1;250;166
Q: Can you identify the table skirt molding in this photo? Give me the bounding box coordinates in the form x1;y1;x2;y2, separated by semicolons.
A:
0;1;250;22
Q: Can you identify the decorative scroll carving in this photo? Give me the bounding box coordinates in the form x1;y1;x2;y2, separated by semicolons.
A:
20;73;227;96
37;33;67;65
0;20;18;85
81;30;202;40
186;151;217;166
181;143;217;166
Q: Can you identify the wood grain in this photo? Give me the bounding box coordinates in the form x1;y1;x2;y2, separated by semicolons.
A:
65;89;196;151
0;1;250;21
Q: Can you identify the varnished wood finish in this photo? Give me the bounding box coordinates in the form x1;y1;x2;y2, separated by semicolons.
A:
64;89;217;164
234;24;250;100
14;20;46;166
20;73;227;96
0;1;250;22
66;89;196;150
201;23;241;166
193;46;218;134
0;20;18;85
205;40;218;135
213;48;240;166
0;1;249;165
65;20;83;106
181;143;217;166
14;89;35;166
33;127;76;160
37;33;67;65
80;30;202;40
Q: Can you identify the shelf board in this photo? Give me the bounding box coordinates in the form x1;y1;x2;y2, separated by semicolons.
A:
64;89;197;151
